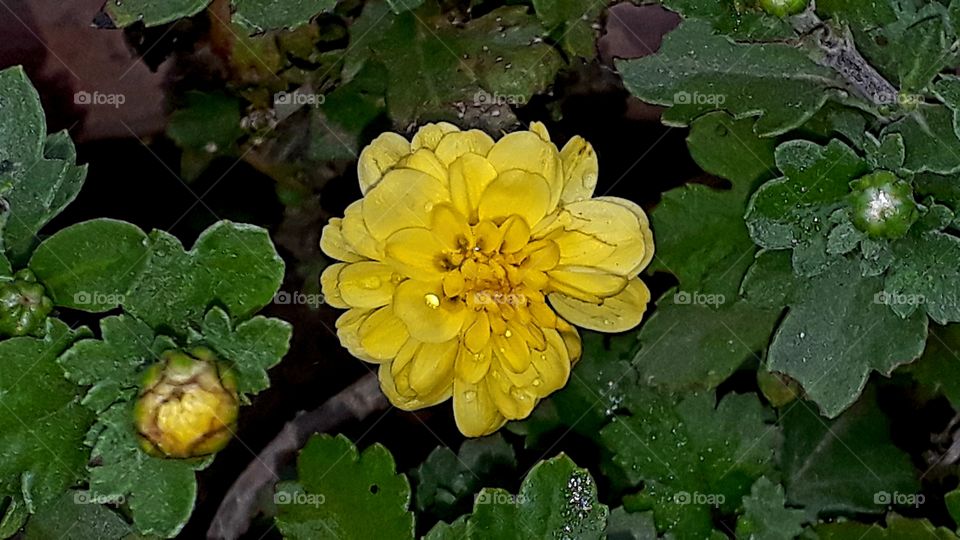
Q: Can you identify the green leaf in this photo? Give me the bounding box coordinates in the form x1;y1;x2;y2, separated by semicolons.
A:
883;230;960;323
797;103;869;149
815;513;958;539
915;171;960;212
634;290;780;391
233;0;337;33
464;454;607;540
617;20;843;136
0;253;10;278
87;404;201;538
123;221;284;335
308;63;388;161
0;68;87;263
745;139;870;277
347;2;563;126
424;516;467;540
601;390;777;537
780;392;918;515
745;254;928;417
908;323;960;409
167;91;244;153
104;0;212;27
658;0;795;40
195;306;292;396
0;319;94;524
604;508;657;540
412;434;517;524
0;66;44;168
275;434;414;540
509;331;638;446
947;486;960;527
885;105;960;174
41;132;86;219
651;112;775;298
58;315;170;412
25;490;134;540
818;1;953;94
29;219;149;312
734;477;808;540
386;0;424;14
531;0;604;58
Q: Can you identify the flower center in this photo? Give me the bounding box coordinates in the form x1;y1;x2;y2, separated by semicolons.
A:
430;218;556;317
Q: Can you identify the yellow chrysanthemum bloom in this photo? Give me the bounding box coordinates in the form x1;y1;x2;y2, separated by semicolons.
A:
320;122;655;436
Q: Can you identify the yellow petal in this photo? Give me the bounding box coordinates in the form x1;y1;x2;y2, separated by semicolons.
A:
449;153;498;222
559;136;599;203
478;170;552;227
379;362;452;411
464;311;492;352
358;306;410;361
474;220;504;253
552;198;652;276
548;267;627;299
550;278;651;332
500;216;531;254
341;201;384;260
398;149;448;183
358;132;410;194
522;240;560;271
384;228;449;281
493;331;531;373
430;203;472;251
453;378;506;437
557;318;582;364
486;131;563;208
336;309;377;362
529;298;559;328
529;121;552;142
435;130;495;165
337;261;397;308
363;169;450;240
393;279;467;343
409;340;458;395
456;344;491;384
412;122;461;151
596;196;655;274
443;271;466;297
486;370;538;420
320;263;350;309
320;218;363;263
531;329;571;396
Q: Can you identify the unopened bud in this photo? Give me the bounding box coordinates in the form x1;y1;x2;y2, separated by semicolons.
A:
0;269;53;337
134;347;239;458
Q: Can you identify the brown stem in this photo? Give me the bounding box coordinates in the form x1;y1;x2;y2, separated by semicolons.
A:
206;373;389;540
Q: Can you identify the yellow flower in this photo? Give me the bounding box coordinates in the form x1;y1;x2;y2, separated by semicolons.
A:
320;122;655;437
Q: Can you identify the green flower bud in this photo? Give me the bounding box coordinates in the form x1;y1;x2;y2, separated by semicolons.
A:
0;269;53;338
759;0;808;17
849;171;919;240
134;347;239;459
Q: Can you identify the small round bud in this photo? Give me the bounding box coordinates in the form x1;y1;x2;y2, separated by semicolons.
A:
759;0;808;17
134;347;239;458
0;269;53;337
849;171;919;239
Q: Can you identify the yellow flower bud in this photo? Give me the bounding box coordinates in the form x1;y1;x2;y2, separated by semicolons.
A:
134;347;239;458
